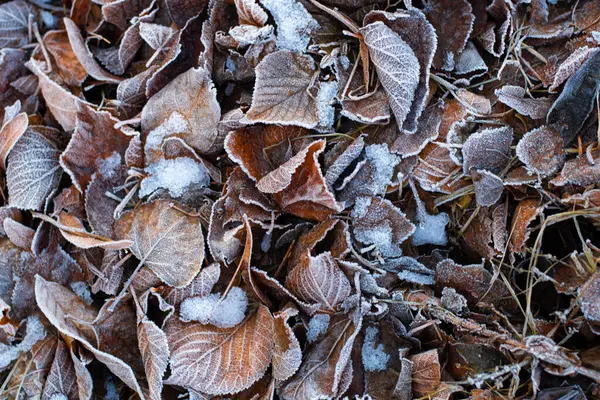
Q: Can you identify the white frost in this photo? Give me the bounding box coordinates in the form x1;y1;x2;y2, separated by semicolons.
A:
145;112;189;152
96;151;122;179
307;313;330;343
180;287;248;328
70;281;93;305
140;157;211;198
49;394;68;400
259;0;319;52
364;144;401;196
361;326;390;372
411;209;449;247
316;81;338;129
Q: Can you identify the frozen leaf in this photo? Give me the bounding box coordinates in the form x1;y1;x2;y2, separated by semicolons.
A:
235;0;268;26
7;129;62;211
286;251;351;312
34;276;145;398
42;340;90;400
495;85;554;119
272;305;302;382
101;0;153;31
391;103;443;157
0;111;27;170
3;217;33;250
246;51;318;128
165;0;207;27
549;47;600;93
63;18;123;84
60;103;131;192
141;67;222;157
516;126;564;176
476;0;511;57
423;0;474;70
381;256;435;285
552;149;600;187
259;0;319;52
164;305;275;395
116;200;205;288
547;48;600;144
180;287;248;328
361;325;391;372
352;196;415;257
410;350;440;397
94;16;147;76
162;262;220;306
324;136;365;191
472;169;504;207
360;21;420;133
341;88;391;125
0;1;37;48
279;314;361;400
581;273;600;323
462;126;513;175
25;59;83;131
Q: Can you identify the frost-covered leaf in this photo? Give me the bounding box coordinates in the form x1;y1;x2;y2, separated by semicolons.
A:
7;129;62;211
462;126;513;175
42;340;91;400
164;305;274;395
0;1;37;48
410;350;441;398
548;48;600;144
516;126;564;176
549;47;600;93
390;103;442;157
495;85;554;119
286;251;351;312
423;0;474;71
509;198;545;254
141;67;222;157
0;111;27;170
162;262;220;306
235;0;268;26
471;169;504;207
246;51;318;128
116;199;205;288
272;305;302;382
360;21;420;133
258;0;318;52
60;103;131;193
351;196;415;257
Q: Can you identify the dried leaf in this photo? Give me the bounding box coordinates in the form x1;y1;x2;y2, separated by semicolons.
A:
7;129;62;211
246;51;318;128
0;1;37;48
410;350;440;397
516;126;564;176
235;0;268;26
272;305;302;382
165;305;275;395
0;111;27;170
495;85;554;119
509;198;544;254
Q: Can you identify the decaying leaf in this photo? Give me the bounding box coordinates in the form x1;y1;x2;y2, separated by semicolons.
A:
516;126;564;176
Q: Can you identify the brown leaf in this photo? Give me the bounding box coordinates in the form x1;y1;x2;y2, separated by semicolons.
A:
516;126;564;177
116;199;205;288
3;217;34;250
272;305;302;382
409;350;441;398
7;128;62;211
235;0;268;26
42;340;92;400
495;85;554;119
462;126;513;175
60;102;131;192
141;67;222;157
0;111;27;170
164;305;275;395
43;30;87;87
286;251;351;313
246;51;319;128
509;198;544;254
279;313;362;400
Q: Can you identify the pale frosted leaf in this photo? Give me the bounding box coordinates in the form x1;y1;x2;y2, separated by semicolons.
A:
391;103;442;157
25;59;82;131
462;126;513;175
60;103;131;193
495;85;553;119
272;306;301;382
0;112;27;170
0;1;36;48
115;199;205;288
257;141;316;194
360;22;420;133
549;47;600;92
259;0;318;52
164;305;274;395
516;126;564;176
138;318;169;400
246;51;318;128
471;169;504;207
324;135;365;190
141;67;222;156
63;18;123;84
34;276;146;399
279;314;361;400
139;22;177;51
7;130;62;211
235;0;267;26
42;340;80;400
3;217;34;249
286;251;351;312
162;262;220;306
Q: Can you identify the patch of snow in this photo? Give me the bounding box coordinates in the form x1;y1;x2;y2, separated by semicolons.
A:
364;144;401;195
307;313;330;343
229;24;274;47
96;151;121;179
180;287;248;328
361;326;390;372
140;157;211;198
411;209;449;246
145;112;189;152
70;281;93;305
259;0;319;52
351;196;372;219
316;81;338;129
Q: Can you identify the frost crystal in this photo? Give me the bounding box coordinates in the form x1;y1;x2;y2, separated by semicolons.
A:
180;287;248;328
440;287;468;314
307;313;330;343
411;209;449;246
316;81;338;129
361;326;390;372
364;144;401;195
140;157;211;198
145;112;189;152
96;151;121;178
70;281;93;305
259;0;319;52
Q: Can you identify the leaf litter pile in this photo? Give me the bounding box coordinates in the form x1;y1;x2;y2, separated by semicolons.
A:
6;0;600;398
